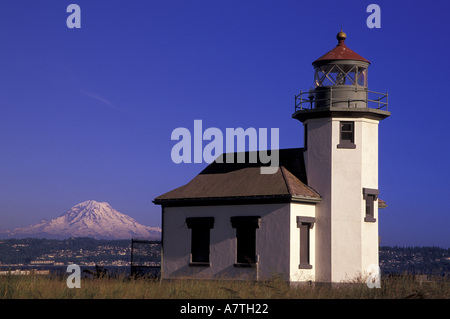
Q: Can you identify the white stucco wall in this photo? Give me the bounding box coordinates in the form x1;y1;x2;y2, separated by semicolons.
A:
360;119;380;277
289;202;316;282
162;203;291;281
331;117;363;282
304;116;380;283
304;118;332;282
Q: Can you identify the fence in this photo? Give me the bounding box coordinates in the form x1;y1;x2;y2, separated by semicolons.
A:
130;238;161;278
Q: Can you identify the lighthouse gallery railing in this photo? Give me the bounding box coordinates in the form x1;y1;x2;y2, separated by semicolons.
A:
295;87;388;112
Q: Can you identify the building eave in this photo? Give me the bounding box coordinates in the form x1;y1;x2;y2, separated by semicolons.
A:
153;194;321;207
292;107;391;123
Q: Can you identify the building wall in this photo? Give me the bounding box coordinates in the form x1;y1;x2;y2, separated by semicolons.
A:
304;116;380;283
360;118;380;276
304;118;332;282
331;117;363;282
162;203;291;281
289;202;316;282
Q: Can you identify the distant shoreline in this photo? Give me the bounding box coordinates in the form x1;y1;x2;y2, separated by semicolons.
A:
0;238;448;277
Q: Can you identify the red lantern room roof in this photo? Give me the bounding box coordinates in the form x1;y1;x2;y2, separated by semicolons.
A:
313;30;370;65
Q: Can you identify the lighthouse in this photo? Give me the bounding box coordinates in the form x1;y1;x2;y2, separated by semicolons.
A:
154;30;389;284
292;30;390;282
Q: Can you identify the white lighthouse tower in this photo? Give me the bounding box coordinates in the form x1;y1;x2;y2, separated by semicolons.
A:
292;30;390;283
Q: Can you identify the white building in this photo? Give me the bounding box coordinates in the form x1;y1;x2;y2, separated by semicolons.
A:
154;31;390;284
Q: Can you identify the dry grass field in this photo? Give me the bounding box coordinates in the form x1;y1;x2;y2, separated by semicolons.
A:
0;273;448;299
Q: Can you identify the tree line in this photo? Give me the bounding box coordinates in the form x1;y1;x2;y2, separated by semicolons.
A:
379;246;450;275
0;237;137;265
0;238;448;275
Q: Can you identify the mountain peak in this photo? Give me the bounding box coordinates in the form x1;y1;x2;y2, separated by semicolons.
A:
76;200;110;209
1;201;161;240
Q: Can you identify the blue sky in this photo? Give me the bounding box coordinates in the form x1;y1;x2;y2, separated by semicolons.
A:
0;0;449;247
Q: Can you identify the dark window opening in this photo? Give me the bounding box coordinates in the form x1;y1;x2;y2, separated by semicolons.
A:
338;121;356;149
365;194;375;220
297;216;315;269
231;216;260;267
304;123;308;150
236;227;256;264
191;227;210;263
300;224;310;266
186;217;214;266
363;188;379;222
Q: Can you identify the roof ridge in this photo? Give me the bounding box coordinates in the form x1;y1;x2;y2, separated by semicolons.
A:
279;166;293;195
280;166;321;199
153;148;322;204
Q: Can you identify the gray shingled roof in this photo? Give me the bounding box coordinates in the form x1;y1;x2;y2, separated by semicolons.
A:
153;148;321;206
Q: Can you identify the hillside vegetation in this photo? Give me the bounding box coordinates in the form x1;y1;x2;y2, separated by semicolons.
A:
1;239;449;276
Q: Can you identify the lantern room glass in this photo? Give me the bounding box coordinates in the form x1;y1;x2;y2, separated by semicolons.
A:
314;64;367;88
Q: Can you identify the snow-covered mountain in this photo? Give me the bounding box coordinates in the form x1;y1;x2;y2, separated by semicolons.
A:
1;200;161;240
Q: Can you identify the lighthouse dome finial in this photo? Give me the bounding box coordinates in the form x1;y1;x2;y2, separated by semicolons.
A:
337;29;347;43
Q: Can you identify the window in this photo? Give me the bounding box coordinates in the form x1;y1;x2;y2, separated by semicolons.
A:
297;217;315;269
230;216;260;267
337;121;356;149
314;64;366;87
356;68;368;87
363;188;379;222
304;123;308;150
186;217;214;266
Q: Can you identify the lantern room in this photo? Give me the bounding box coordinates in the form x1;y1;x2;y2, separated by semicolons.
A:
293;30;388;113
313;30;369;88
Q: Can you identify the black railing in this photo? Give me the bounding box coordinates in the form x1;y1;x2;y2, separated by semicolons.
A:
295;87;388;112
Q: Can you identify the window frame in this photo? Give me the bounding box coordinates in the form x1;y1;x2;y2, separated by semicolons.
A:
337;121;356;149
297;216;315;269
363;188;379;222
230;216;260;268
186;217;214;266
